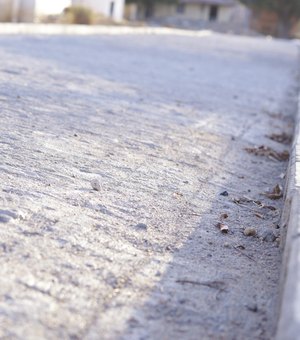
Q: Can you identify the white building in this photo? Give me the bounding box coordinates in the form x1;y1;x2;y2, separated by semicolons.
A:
0;0;35;22
0;0;71;22
35;0;71;17
72;0;124;21
125;0;249;30
154;0;242;23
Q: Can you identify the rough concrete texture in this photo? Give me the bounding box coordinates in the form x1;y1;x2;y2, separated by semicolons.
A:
0;32;298;339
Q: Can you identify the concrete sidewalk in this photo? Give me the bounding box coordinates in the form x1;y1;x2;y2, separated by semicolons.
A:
0;31;298;339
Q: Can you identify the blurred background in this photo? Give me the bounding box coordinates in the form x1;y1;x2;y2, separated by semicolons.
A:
0;0;299;38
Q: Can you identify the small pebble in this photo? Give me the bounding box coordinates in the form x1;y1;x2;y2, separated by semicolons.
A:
91;179;101;191
246;303;258;313
135;223;148;231
220;191;229;196
261;230;276;242
244;227;256;237
218;223;229;233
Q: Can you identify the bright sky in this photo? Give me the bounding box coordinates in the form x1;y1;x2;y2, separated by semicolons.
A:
35;0;72;14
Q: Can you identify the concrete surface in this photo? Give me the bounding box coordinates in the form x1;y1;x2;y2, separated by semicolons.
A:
0;31;299;339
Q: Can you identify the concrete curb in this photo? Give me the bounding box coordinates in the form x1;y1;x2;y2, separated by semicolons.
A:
0;23;212;37
276;93;300;339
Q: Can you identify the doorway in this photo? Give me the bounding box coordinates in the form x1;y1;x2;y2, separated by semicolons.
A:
209;5;218;21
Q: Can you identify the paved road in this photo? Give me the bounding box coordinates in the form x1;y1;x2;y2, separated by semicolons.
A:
0;32;298;339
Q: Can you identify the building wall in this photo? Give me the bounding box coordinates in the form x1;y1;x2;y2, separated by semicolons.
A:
152;4;206;21
217;6;233;22
124;3;137;21
19;0;35;22
0;0;35;22
35;0;71;17
151;3;237;23
72;0;124;21
228;3;250;27
0;0;12;21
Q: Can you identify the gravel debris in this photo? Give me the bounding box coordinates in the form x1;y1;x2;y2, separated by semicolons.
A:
91;179;101;191
134;223;148;231
261;230;277;242
244;227;257;237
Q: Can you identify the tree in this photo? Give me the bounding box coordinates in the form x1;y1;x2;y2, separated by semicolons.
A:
240;0;300;38
127;0;178;19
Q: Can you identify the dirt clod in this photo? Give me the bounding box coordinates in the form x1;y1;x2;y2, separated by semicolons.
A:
91;179;101;191
244;227;257;237
263;184;283;200
246;303;258;313
135;223;148;231
261;230;276;242
245;145;289;161
220;191;229;196
267;132;292;145
217;223;229;233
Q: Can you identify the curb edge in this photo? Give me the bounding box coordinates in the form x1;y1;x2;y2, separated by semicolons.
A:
276;89;300;339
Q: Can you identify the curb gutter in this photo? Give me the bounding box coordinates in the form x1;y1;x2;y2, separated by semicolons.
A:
276;91;300;339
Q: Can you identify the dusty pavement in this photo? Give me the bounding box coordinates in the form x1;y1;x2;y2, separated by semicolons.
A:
0;32;299;339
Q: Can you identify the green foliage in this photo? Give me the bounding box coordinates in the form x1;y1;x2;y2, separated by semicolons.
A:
63;6;95;25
